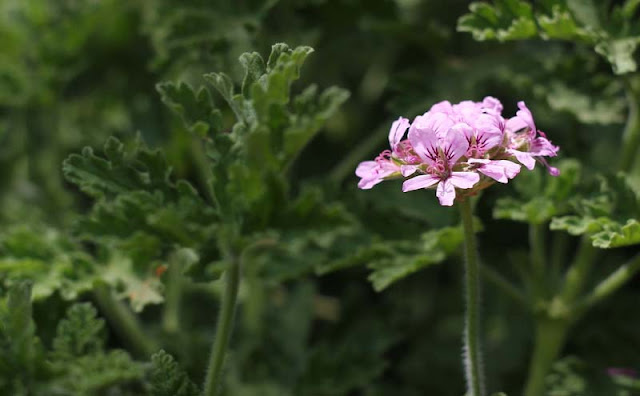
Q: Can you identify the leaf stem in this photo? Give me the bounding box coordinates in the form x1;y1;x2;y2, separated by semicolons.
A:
575;252;640;314
162;253;185;334
619;77;640;172
459;199;486;396
523;317;569;396
480;263;529;309
203;254;242;396
93;283;157;358
560;237;597;303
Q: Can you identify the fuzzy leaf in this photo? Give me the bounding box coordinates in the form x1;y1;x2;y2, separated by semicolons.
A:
494;159;581;224
150;350;200;396
367;226;464;291
49;350;144;395
296;321;396;395
63;136;195;201
595;38;640;75
0;226;94;301
156;81;223;137
457;1;537;42
550;173;640;248
52;303;105;359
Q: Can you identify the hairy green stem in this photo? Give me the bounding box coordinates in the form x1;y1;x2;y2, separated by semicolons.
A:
619;78;640;172
203;255;241;396
93;283;156;358
523;318;569;396
162;256;184;334
576;253;640;314
459;199;486;396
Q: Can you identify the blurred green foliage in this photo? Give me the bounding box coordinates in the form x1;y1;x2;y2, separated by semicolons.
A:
0;0;638;395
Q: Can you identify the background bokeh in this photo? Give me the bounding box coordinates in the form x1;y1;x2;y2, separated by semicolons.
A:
1;1;638;395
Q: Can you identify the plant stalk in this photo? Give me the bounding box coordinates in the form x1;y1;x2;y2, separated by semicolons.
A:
459;199;486;396
162;256;184;334
619;77;640;172
523;318;569;396
93;283;156;358
480;264;529;309
203;255;242;396
576;253;640;314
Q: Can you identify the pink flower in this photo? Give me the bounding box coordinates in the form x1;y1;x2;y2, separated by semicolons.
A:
355;117;410;189
467;159;521;183
401;117;479;206
506;101;560;175
354;97;559;207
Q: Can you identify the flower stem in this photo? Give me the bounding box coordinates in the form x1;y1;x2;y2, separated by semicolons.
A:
480;263;529;309
523;318;569;396
619;77;640;172
560;237;597;303
575;253;640;314
93;283;156;358
162;254;184;334
458;199;486;396
203;254;242;396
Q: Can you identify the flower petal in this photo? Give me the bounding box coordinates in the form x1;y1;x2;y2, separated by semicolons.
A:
355;161;378;178
474;160;520;183
508;149;536;170
388;117;410;149
408;122;439;166
442;128;470;165
506;101;535;134
530;136;559;157
436;179;456;206
449;172;480;189
358;177;382;190
402;174;440;192
481;96;503;114
400;164;419;177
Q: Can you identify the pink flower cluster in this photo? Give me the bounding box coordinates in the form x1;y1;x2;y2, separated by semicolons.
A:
356;98;559;206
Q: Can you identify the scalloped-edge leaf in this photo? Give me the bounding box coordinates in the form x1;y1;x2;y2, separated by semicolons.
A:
150;350;200;396
595;37;640;75
367;226;464;291
592;219;640;248
457;1;537;42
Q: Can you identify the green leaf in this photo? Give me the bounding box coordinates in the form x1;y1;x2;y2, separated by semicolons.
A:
368;226;464;292
0;282;44;393
494;159;581;224
546;81;625;124
49;350;144;395
52;303;105;359
63;136;195;201
457;1;537;42
550;173;640;248
0;226;94;301
203;72;251;123
150;350;200;396
537;5;595;42
592;219;640;248
595;37;640;75
101;251;164;312
156;81;223;137
296;321;396;395
240;52;266;99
